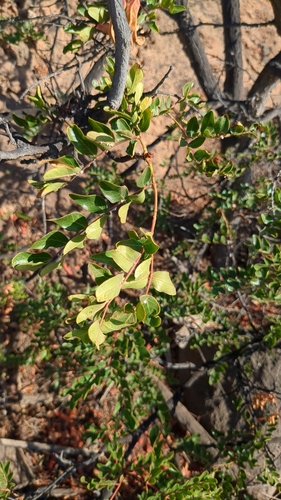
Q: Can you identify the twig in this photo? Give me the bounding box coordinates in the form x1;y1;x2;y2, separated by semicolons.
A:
107;0;131;109
145;66;174;97
0;437;94;458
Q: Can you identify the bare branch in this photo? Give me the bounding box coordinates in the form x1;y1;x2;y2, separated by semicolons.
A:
175;0;221;100
247;51;281;117
269;0;281;36
107;0;131;109
221;0;243;100
0;139;66;162
0;437;94;458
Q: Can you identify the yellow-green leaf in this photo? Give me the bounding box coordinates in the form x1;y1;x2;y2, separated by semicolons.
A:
86;215;108;240
88;320;106;349
151;271;176;295
96;273;124;302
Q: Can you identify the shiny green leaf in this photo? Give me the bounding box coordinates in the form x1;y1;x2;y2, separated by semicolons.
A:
52;212;88;232
69;193;108;213
30;230;68;250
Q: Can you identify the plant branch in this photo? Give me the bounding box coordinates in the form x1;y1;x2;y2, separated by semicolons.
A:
221;0;243;100
107;0;131;109
269;0;281;36
174;0;221;100
247;50;281;117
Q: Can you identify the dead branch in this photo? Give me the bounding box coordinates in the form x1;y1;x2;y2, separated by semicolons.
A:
221;0;243;100
247;50;281;117
269;0;281;36
107;0;131;109
0;437;94;458
0;139;66;162
174;0;221;101
152;374;218;458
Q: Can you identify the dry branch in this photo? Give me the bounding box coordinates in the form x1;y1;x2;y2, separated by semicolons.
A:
175;0;221;101
0;139;66;162
221;0;243;100
247;50;281;117
269;0;281;36
152;375;218;458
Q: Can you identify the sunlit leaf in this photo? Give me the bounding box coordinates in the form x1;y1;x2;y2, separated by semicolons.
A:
151;271;176;295
88;320;106;349
112;245;141;272
86;215;108;239
12;251;51;271
76;302;106;324
63;233;86;255
118;202;131;223
96;273;124;302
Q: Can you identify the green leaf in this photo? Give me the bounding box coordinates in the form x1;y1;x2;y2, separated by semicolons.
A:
88;3;109;23
88;320;106;349
121;275;149;290
140;96;152;112
88;263;112;285
86;131;115;150
99;181;128;203
111;245;141;272
139;108;152;132
63;233;86;255
44;165;81;181
65;327;89;343
137;166;152;188
63;40;83;54
151;271;176;295
136;295;161;326
186;116;199;137
118;202;131;223
70;193;108;213
111;118;133;139
201;110;215;136
194;149;212;162
49;155;81;168
91;250;122;270
86;215;108;239
128;190;146;204
126;139;138;157
134;81;144;104
214;115;230;135
188;136;206;148
52;212;88;232
67;125;98;156
135;258;152;279
30;230;68;250
88;118;114;137
39;260;62;277
76;302;106;324
28;180;66;197
12;251;51;271
230;122;244;134
127;63;144;95
96;273;124;302
121;259;151;290
142;233;159;254
101;306;137;334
